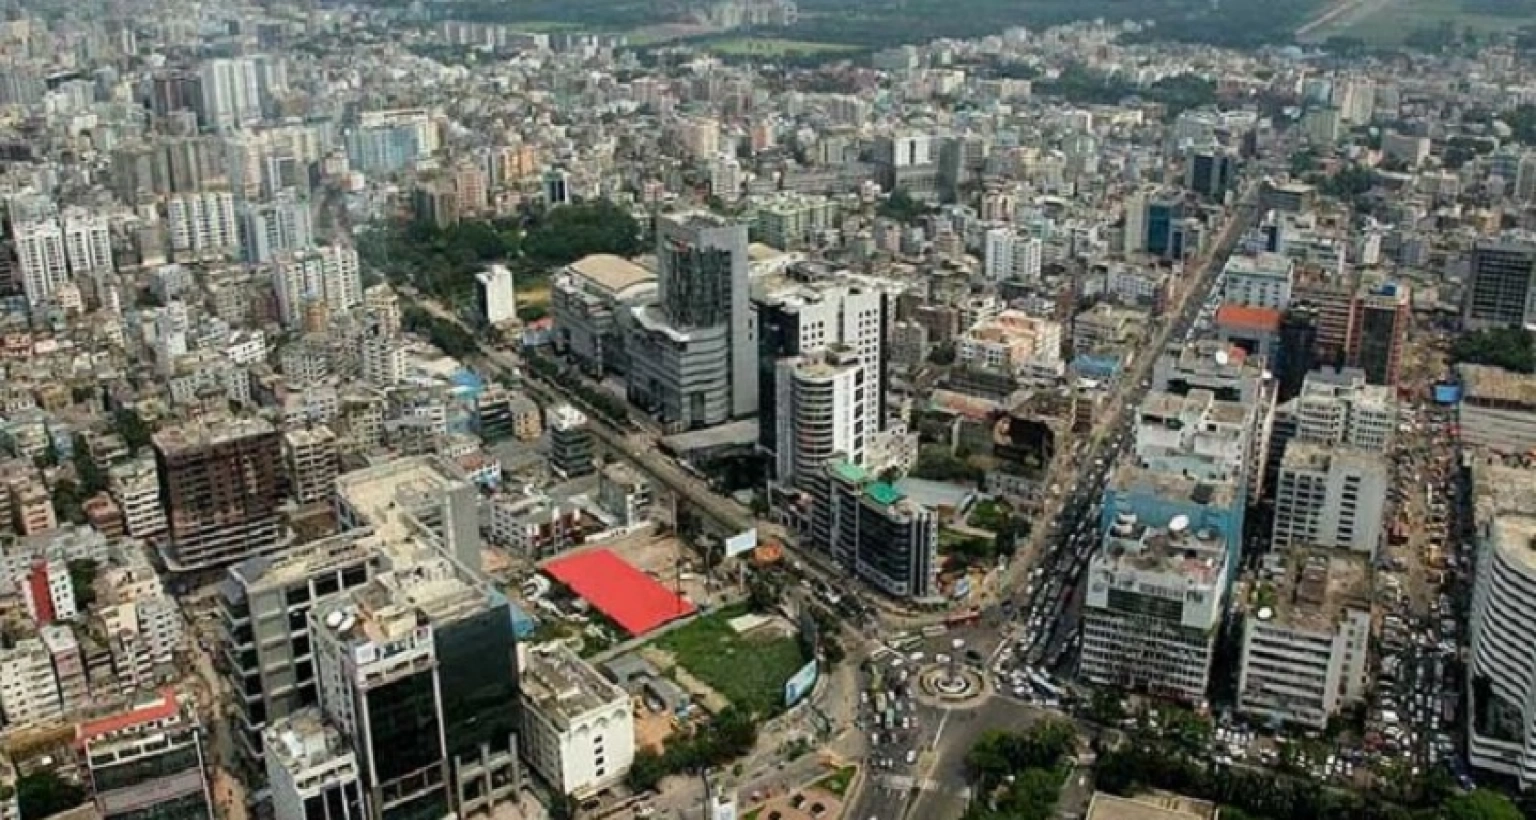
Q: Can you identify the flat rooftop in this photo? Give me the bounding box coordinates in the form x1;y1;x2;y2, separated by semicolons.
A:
1260;551;1370;633
228;530;380;593
1473;462;1536;520
264;709;351;774
1110;463;1237;509
335;456;466;545
1087;792;1218;820
152;415;275;454
1101;520;1227;586
1492;514;1536;576
521;643;627;728
567;254;654;295
1459;363;1536;408
1282;441;1387;475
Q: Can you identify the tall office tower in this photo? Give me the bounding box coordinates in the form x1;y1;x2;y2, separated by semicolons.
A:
274;245;363;328
1122;191;1148;256
80;691;214;820
154;417;286;573
1080;514;1227;702
198;57;263;130
1185;147;1238;199
1346;280;1410;386
1466;465;1536;787
626;212;753;430
1271;442;1388;556
755;279;888;474
240;193;314;263
12;212;66;306
1465;239;1536;330
60;208;113;276
549;405;595;479
166;191;238;258
265;710;366;820
475;264;517;325
820;460;938;599
222;531;380;762
774;349;867;485
148;68;201;120
1276;306;1319;403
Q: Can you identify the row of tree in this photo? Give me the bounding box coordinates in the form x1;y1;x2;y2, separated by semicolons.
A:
963;720;1079;820
1450;327;1536;374
626;707;758;793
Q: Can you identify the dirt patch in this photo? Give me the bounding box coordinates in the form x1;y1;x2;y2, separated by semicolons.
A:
638;645;732;714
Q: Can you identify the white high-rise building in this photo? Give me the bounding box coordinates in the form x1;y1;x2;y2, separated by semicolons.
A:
274;245;362;327
13;214;67;306
1272;442;1388;556
775;348;866;486
0;637;62;726
710;153;743;203
360;333;405;387
239;194;313;263
1014;236;1042;279
983;227;1016;281
199;57;263;130
167;191;239;257
475;264;517;325
61;208;113;276
1467;486;1536;787
1287;368;1396;452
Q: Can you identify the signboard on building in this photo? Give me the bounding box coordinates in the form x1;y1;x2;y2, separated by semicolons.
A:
724;528;758;558
783;659;819;707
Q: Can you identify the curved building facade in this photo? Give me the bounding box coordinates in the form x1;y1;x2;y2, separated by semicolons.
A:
1468;515;1536;786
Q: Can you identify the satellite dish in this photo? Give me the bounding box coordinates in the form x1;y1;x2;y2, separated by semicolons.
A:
1214;349;1230;366
1257;606;1274;621
325;611;344;629
1169;514;1190;534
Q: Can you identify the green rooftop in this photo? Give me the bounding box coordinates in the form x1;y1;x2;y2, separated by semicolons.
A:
830;460;871;484
865;482;904;506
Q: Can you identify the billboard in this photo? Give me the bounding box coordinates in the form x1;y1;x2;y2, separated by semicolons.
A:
951;577;972;600
724;528;758;558
1433;383;1462;405
783;659;819;707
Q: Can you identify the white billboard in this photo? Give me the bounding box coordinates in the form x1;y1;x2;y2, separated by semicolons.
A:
724;528;757;558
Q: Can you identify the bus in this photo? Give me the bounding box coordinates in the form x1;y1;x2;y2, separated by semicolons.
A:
946;608;983;628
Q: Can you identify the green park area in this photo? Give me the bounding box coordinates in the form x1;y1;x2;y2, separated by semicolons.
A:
704;37;862;57
654;603;808;718
1308;0;1536;45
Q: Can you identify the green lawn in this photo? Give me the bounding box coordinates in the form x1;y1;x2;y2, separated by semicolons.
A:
1312;0;1535;43
504;21;586;32
655;604;807;717
705;37;861;56
816;765;858;798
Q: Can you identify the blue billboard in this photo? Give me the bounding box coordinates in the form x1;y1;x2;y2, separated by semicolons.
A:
1433;383;1462;406
783;660;819;708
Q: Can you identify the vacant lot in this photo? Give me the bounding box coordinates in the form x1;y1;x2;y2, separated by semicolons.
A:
1315;0;1535;43
654;603;806;717
705;37;861;56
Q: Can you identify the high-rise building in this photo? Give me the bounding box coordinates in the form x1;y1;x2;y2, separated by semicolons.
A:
774;348;867;486
0;637;62;726
198;57;263;130
1465;240;1536;330
1276;306;1320;402
543;168;571;207
755;279;888;473
1221;252;1294;311
1185;147;1238;199
1080;514;1227;702
284;427;340;505
1346;280;1410;386
80;689;214;820
167;191;239;259
240;193;314;263
627;213;753;430
519;643;634;797
1282;367;1396;453
61;207;114;276
154;417;286;573
551;254;657;378
12;212;66;307
274;245;363;328
549;405;594;479
110;457;167;539
815;460;937;599
1271;442;1387;556
222;531;380;761
20;557;76;624
1237;552;1370;729
475;264;517;325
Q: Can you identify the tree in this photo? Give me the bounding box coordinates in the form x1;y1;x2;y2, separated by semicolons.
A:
876;188;934;223
1450;327;1536;373
1442;791;1523;820
522;200;643;265
17;771;87;820
113;409;154;452
68;559;98;610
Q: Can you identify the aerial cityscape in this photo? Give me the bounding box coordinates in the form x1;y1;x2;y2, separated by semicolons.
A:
0;0;1533;819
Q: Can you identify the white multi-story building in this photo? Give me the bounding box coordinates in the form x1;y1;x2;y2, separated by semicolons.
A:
597;462;650;528
956;310;1062;374
1286;367;1396;452
110;457;168;539
1221;252;1294;311
167;191;239;257
274;245;363;327
19;557;78;623
476;264;517;325
99;566;184;692
982;229;1043;281
1238;553;1371;729
774;348;866;486
0;637;62;726
13;214;67;306
61;207;113;276
264;710;363;820
199;57;263;129
1272;442;1388;556
519;643;634;798
226;329;268;365
240;193;313;263
1468;494;1536;787
359;334;404;387
1080;514;1227;703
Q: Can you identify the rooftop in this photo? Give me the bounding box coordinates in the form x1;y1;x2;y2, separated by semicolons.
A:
152;415;275;455
1281;441;1387;475
227;530;380;594
335;456;468;545
1215;304;1281;332
1110;462;1237;509
1492;514;1536;576
264;709;353;774
1459;363;1536;408
567;254;654;295
1255;551;1369;634
1086;792;1218;820
521;642;628;728
1101;515;1227;585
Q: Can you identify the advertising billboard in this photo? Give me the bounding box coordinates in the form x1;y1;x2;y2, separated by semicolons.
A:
724;528;758;558
783;659;819;707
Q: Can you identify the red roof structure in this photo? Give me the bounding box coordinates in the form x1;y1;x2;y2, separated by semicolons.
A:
1214;304;1282;333
543;549;695;636
75;688;181;748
